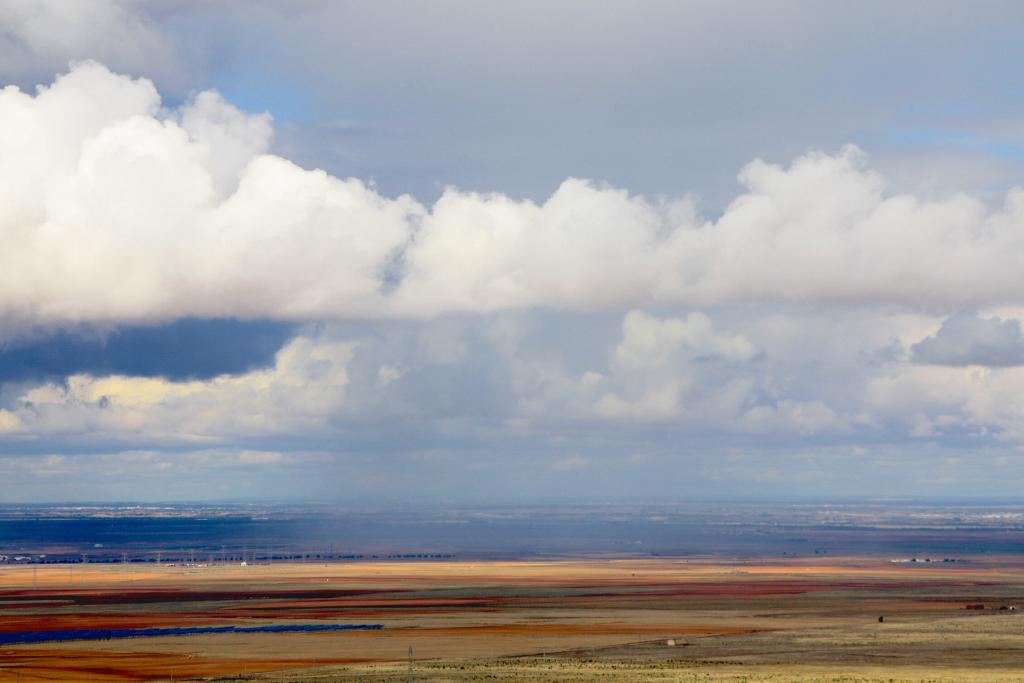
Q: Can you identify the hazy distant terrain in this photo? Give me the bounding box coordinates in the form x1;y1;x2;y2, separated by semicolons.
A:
2;502;1023;562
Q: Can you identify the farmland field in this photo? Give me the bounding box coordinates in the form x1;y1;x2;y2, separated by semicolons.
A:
2;556;1024;681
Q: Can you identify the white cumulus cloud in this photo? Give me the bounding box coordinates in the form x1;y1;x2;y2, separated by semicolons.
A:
4;63;1024;329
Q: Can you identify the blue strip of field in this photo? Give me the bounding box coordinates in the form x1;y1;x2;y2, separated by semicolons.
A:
0;623;384;645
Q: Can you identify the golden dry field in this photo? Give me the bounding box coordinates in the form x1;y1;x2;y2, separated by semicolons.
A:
1;557;1023;681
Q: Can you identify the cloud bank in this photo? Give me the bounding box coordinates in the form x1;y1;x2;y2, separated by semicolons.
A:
3;63;1024;329
3;307;1014;446
4;303;1024;500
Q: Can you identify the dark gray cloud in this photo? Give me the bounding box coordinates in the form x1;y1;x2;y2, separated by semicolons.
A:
0;318;296;382
912;311;1024;367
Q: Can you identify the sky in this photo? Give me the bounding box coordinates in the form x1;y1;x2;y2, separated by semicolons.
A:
3;1;1024;502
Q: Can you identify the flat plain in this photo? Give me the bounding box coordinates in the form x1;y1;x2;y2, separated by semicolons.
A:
2;556;1024;681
